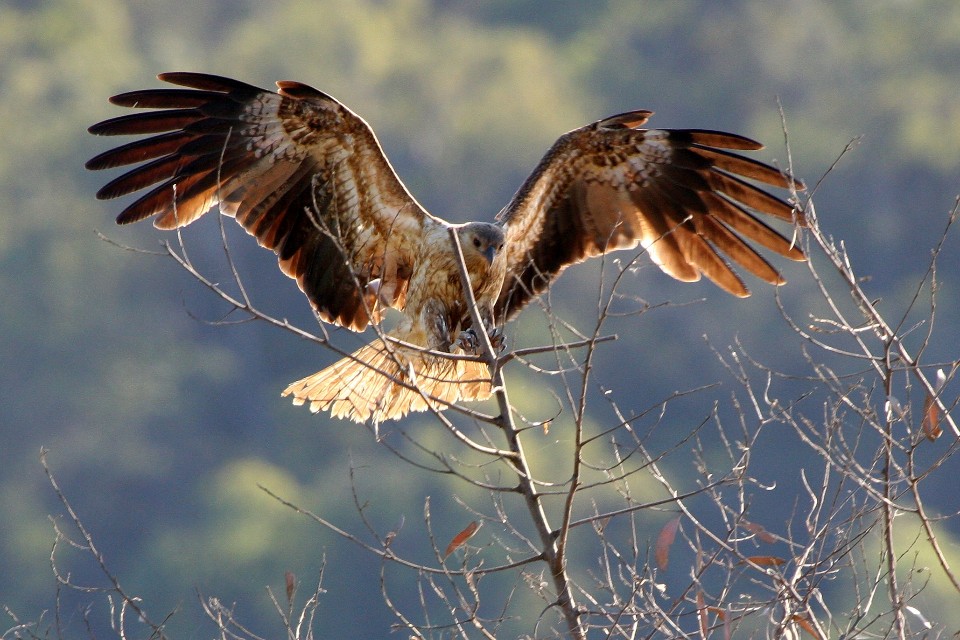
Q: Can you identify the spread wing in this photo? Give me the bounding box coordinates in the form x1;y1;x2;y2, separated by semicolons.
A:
87;72;432;331
495;110;805;321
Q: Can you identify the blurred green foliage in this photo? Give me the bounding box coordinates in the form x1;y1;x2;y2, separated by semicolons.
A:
2;0;959;636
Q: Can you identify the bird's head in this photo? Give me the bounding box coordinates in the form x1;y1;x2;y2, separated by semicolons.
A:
458;222;505;269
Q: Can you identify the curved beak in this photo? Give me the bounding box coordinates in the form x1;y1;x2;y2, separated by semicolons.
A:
483;245;496;265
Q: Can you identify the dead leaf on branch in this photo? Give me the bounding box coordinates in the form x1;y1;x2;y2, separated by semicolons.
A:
444;520;481;558
655;516;681;570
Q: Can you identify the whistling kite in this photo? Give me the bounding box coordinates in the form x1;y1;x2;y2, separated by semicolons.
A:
88;73;804;424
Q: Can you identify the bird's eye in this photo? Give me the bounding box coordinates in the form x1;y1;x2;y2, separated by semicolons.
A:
473;237;481;248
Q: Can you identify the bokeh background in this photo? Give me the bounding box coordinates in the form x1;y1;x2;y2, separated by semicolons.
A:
2;0;959;636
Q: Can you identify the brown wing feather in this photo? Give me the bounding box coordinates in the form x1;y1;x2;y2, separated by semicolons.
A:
495;110;805;320
88;72;432;331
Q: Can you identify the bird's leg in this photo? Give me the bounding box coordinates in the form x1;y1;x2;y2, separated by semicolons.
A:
431;309;453;352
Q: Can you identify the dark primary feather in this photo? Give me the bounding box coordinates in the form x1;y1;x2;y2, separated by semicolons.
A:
88;109;201;136
156;71;263;93
495;111;805;320
86;131;192;170
87;72;427;331
108;88;230;109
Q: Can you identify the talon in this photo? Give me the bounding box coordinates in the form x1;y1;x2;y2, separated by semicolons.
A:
455;328;481;355
489;326;505;353
455;326;504;355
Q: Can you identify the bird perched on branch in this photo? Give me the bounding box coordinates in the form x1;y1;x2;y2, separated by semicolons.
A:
88;72;804;424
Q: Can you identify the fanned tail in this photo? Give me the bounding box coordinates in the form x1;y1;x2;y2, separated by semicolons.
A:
282;339;493;424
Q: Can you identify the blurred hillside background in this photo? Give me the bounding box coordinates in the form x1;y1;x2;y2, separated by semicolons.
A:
2;0;959;636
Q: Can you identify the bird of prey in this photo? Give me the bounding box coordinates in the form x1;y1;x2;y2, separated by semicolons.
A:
87;72;804;424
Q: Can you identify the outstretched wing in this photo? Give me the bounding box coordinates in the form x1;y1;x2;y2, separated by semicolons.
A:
495;110;804;320
88;72;431;331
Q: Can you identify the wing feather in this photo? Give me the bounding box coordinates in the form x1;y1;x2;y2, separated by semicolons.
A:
108;89;230;109
496;111;804;319
88;109;201;136
627;183;701;282
95;154;187;199
705;193;803;259
156;71;261;93
692;215;782;286
685;145;792;188
88;72;432;331
701;170;796;220
85;131;193;170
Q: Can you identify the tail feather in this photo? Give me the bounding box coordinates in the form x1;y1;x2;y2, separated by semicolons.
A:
282;339;493;424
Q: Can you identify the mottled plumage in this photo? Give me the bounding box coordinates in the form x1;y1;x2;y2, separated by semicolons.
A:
88;73;804;424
